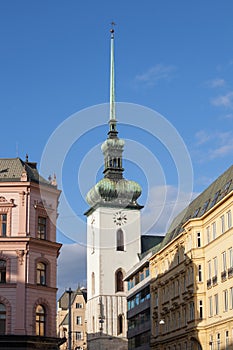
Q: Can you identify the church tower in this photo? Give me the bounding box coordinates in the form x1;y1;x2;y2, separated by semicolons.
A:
85;27;143;350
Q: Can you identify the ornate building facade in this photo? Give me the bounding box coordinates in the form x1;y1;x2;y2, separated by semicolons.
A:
0;157;63;349
85;28;143;350
150;165;233;350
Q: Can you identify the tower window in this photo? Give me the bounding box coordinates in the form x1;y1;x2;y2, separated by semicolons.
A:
116;229;124;251
117;314;123;334
36;305;45;336
116;269;124;292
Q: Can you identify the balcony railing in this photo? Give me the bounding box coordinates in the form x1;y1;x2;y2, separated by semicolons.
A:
212;275;217;286
228;267;233;278
207;279;212;288
221;270;227;281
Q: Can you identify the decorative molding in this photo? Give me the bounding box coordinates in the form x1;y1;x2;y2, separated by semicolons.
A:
33;200;53;212
16;250;25;265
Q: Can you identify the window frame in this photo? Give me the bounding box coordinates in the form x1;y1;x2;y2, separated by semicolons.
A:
0;303;6;335
227;210;232;229
0;196;15;237
223;289;228;312
36;304;46;336
220;215;225;234
214;294;219;315
116;269;124;292
36;261;47;286
0;260;6;284
212;222;216;240
76;316;82;325
37;216;47;240
197;232;201;248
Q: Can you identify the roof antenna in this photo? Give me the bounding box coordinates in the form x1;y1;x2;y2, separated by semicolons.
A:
25;154;29;162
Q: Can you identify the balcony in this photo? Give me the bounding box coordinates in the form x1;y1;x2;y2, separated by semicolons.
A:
228;267;233;278
212;275;217;286
221;270;227;282
207;279;212;288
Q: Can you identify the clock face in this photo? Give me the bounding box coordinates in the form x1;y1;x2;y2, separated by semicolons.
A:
113;211;127;226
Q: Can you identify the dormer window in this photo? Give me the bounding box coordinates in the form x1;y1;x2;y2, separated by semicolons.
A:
199;200;210;216
209;190;221;208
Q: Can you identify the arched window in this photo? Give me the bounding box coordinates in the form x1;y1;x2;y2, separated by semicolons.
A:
92;272;95;296
36;305;45;336
117;314;123;334
116;269;124;292
37;262;46;285
0;260;6;283
116;229;124;251
0;304;6;334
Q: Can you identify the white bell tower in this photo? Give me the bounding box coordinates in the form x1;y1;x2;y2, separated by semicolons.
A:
85;25;143;350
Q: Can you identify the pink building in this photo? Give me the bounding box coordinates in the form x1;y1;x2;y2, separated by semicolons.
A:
0;157;64;349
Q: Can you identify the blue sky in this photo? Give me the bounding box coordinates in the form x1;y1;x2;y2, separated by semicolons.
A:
1;1;233;294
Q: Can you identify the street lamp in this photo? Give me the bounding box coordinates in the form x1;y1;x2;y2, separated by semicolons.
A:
66;288;73;350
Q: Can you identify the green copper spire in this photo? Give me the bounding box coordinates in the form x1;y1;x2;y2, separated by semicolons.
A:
85;26;143;210
109;23;117;137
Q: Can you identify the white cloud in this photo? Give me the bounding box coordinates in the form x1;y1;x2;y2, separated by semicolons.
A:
206;78;225;88
135;64;176;87
194;130;233;161
195;130;212;145
57;243;87;299
142;185;197;235
211;91;233;109
223;113;233;119
210;142;233;159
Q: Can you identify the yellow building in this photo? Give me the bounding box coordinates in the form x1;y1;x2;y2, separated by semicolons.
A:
150;165;233;350
57;287;87;350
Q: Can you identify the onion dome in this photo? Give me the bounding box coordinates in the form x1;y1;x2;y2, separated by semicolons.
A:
86;178;142;207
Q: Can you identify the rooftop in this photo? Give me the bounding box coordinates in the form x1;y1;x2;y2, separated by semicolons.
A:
0;157;56;187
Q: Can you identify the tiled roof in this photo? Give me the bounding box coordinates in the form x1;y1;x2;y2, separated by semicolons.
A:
148;164;233;256
162;164;233;247
0;158;50;185
141;235;164;254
